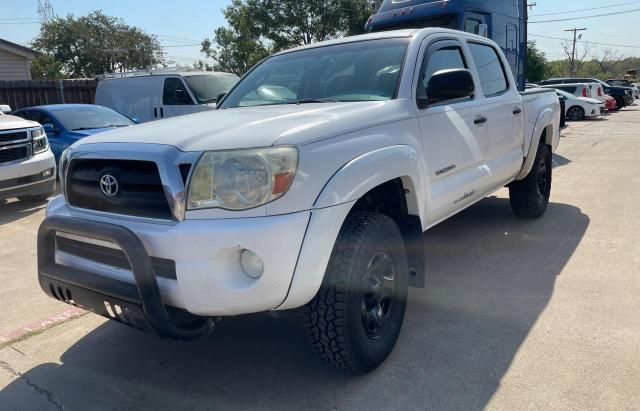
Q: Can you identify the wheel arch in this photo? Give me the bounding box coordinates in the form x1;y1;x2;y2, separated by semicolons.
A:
276;145;427;310
516;108;556;180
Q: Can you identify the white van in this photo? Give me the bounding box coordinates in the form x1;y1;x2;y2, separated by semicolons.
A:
95;71;239;123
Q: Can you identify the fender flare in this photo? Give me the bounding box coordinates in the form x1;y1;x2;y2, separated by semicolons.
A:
276;145;427;310
313;144;426;222
515;108;554;181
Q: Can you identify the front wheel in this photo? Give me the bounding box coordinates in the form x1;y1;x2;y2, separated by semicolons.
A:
509;144;552;219
306;212;408;373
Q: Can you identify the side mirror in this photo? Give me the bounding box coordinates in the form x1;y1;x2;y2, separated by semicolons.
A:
419;69;475;108
0;104;11;114
43;123;58;135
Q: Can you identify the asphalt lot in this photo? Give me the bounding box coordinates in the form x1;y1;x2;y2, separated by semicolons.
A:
1;107;640;410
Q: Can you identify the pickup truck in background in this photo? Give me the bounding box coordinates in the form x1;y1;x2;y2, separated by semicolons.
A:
606;79;640;99
38;29;560;373
0;105;56;203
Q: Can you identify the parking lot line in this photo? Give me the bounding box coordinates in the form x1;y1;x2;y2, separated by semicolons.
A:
0;307;85;346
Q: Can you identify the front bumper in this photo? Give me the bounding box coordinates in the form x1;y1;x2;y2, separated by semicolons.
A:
0;149;56;200
0;173;55;200
42;197;310;318
38;216;215;340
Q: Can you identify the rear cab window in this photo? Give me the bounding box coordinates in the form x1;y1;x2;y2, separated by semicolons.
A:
467;42;509;97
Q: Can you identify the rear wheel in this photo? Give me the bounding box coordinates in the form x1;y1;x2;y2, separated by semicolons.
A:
306;212;408;373
509;144;552;219
566;106;585;121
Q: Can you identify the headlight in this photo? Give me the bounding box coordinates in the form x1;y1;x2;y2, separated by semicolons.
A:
31;126;48;154
187;147;298;211
58;147;73;190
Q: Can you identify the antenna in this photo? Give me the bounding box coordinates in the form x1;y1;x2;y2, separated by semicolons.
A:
37;0;55;23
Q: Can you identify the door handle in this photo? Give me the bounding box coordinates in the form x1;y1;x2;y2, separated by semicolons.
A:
160;107;164;118
154;108;158;118
474;116;487;125
513;107;522;115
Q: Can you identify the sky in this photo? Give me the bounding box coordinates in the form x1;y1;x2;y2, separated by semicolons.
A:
1;0;640;64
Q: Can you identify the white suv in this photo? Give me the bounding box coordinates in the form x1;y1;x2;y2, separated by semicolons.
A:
0;105;56;203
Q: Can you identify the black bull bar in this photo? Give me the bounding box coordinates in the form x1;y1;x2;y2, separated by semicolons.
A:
37;215;214;341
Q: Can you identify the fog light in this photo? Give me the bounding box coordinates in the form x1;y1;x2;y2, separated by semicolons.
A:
42;169;53;177
240;249;263;279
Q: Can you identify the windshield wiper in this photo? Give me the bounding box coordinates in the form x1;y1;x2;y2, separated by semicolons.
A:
286;99;341;105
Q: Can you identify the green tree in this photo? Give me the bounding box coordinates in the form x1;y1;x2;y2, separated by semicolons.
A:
202;0;376;75
32;11;164;78
30;53;64;80
525;41;548;82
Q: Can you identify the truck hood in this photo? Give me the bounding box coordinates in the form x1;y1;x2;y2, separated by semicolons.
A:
0;114;39;130
76;100;412;151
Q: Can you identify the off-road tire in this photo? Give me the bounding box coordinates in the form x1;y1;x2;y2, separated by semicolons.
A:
509;144;552;219
306;212;408;373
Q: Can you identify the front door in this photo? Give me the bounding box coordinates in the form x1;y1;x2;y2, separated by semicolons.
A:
416;39;490;226
161;77;203;119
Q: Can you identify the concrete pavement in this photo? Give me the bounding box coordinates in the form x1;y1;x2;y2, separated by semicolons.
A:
1;107;639;410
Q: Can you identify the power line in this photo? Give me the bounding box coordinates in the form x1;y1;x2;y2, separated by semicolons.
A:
160;43;202;48
0;17;39;21
564;28;587;77
530;0;640;17
530;33;640;50
530;7;640;23
0;21;40;25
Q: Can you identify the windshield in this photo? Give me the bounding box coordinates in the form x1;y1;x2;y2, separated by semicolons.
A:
184;74;239;104
607;80;630;87
219;38;409;109
54;106;134;131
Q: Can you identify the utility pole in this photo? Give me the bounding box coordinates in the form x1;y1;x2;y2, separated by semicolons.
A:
564;27;586;77
37;0;54;23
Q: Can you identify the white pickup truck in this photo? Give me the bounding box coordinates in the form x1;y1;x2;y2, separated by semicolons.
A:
38;29;560;373
0;105;56;203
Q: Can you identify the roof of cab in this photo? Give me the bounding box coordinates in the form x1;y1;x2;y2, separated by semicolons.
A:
273;28;492;57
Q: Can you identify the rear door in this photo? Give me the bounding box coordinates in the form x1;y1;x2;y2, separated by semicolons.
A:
415;38;490;225
466;41;523;192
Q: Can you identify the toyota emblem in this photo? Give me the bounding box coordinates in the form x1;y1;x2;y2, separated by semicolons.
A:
99;174;119;197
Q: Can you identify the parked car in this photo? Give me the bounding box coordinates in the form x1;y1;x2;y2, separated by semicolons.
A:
38;28;560;373
0;105;56;203
554;89;604;121
539;78;633;109
11;104;135;164
603;94;618;111
606;79;640;99
541;82;592;98
95;70;239;123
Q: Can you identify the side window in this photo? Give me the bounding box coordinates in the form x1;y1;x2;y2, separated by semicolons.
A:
163;78;194;105
468;42;509;97
418;45;468;102
464;19;480;35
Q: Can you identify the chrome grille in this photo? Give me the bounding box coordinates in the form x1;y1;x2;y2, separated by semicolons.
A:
0;128;31;164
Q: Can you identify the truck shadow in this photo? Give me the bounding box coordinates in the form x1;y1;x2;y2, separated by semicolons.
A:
0;196;589;411
0;198;48;226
